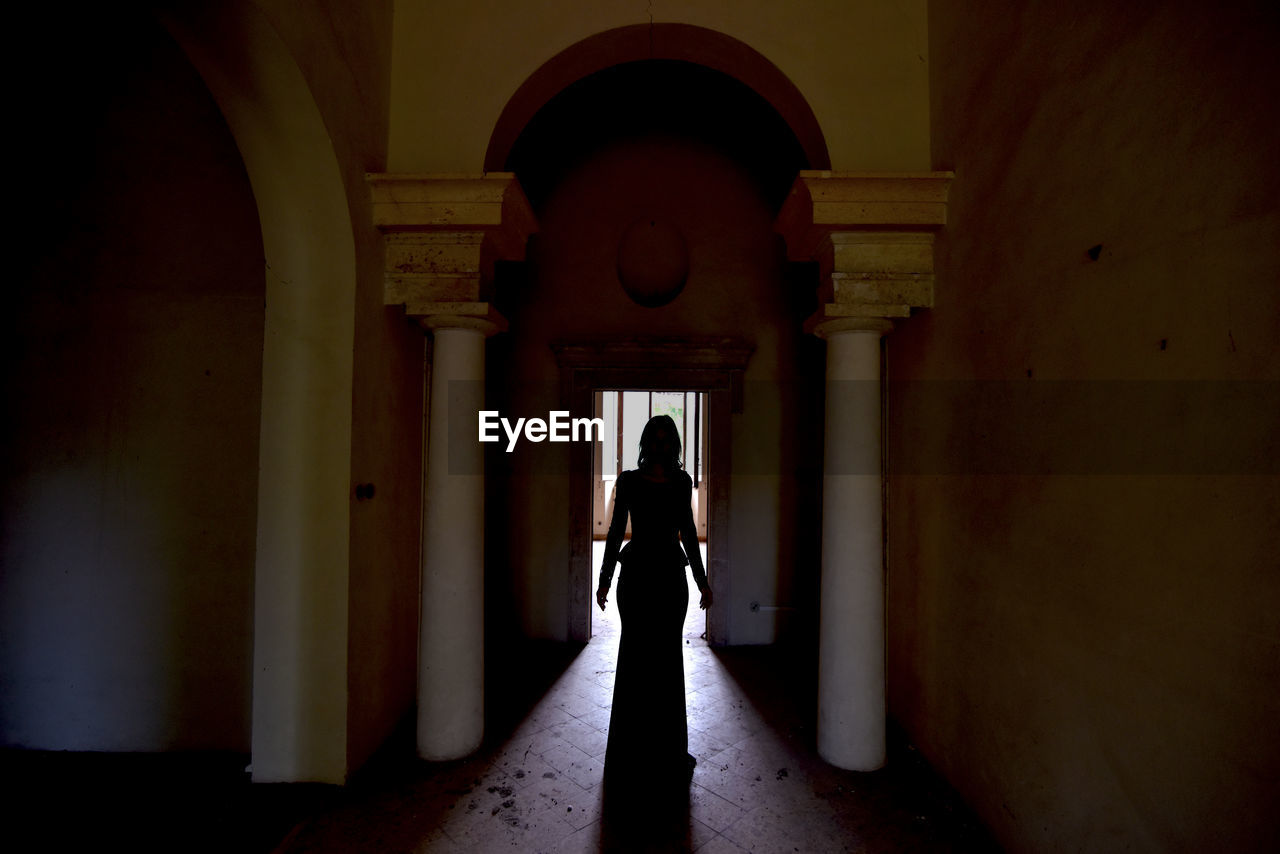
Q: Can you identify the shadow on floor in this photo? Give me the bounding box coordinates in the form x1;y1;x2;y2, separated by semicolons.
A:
4;637;1000;853
710;641;999;852
1;748;334;854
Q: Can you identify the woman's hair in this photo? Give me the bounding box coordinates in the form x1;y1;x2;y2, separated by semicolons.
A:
637;414;683;473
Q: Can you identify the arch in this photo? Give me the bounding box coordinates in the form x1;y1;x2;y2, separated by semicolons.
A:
484;23;830;173
160;1;356;784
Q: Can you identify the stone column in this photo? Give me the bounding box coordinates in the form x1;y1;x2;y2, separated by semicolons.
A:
370;173;535;760
776;171;951;771
418;321;489;758
814;317;891;769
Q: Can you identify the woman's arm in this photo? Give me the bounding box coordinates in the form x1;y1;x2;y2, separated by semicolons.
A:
597;473;628;608
679;473;711;608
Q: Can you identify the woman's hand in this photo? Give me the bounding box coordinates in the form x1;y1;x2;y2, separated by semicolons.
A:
698;584;713;610
596;585;609;611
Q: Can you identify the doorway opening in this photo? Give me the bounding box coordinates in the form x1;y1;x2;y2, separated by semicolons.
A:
553;337;749;645
590;389;709;643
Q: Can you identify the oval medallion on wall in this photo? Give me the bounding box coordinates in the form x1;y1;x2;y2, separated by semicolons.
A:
616;218;689;307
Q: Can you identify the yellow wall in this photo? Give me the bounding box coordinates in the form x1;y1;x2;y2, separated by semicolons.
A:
388;0;930;171
889;1;1280;849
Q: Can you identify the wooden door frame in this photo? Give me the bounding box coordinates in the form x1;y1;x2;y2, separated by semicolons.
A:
552;337;753;644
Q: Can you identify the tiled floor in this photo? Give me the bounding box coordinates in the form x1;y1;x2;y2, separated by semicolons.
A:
274;543;998;853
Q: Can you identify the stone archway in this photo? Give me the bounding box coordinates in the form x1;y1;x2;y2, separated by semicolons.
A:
483;23;830;173
162;1;358;784
370;25;953;775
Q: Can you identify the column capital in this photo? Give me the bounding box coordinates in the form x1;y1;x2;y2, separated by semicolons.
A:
774;171;953;335
416;303;507;337
805;314;894;339
368;173;536;331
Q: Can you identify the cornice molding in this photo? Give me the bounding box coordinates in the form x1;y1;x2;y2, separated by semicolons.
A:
775;171;953;261
774;171;953;333
368;173;536;332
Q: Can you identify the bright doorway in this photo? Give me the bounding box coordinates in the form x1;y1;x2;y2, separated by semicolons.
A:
590;389;709;641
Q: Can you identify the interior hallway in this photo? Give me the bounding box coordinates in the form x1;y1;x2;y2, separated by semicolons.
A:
7;5;1275;852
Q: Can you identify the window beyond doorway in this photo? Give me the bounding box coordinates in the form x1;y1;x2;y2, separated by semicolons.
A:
593;389;708;542
591;388;710;641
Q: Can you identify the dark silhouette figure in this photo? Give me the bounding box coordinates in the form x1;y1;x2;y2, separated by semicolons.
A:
596;414;711;795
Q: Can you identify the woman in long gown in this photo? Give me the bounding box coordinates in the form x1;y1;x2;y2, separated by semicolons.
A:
595;414;712;791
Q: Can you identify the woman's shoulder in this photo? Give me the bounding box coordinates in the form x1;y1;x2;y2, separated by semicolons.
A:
626;467;690;484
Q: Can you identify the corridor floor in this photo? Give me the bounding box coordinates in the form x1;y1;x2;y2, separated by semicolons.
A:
273;542;998;853
2;542;997;853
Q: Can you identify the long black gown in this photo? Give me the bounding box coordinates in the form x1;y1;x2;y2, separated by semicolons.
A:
599;467;708;789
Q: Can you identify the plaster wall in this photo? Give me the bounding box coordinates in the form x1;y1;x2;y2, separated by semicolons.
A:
0;14;263;752
0;0;416;779
888;2;1280;850
388;0;930;172
256;0;422;781
488;137;824;645
171;0;415;778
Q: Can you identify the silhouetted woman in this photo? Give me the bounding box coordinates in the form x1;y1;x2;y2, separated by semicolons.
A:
596;414;711;790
